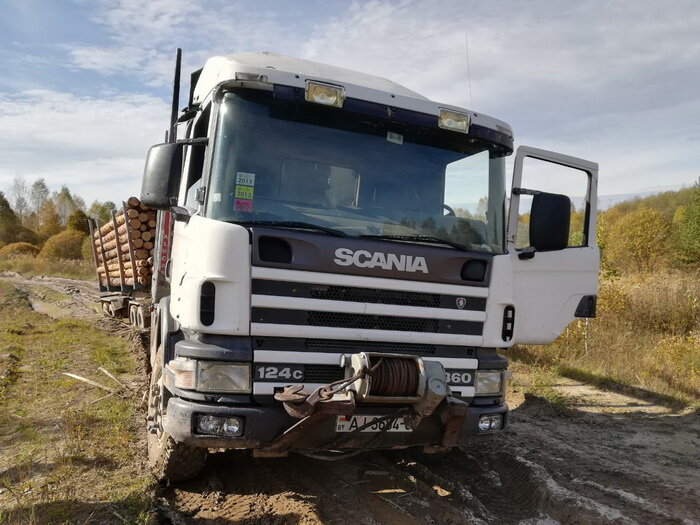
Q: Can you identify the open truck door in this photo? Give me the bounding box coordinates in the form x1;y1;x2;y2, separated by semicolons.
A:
506;146;600;345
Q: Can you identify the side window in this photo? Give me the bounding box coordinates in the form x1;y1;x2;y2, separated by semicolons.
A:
182;105;211;209
515;157;590;249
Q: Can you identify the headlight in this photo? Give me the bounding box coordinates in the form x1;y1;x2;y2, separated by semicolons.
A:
167;359;251;393
197;362;251;393
475;371;503;396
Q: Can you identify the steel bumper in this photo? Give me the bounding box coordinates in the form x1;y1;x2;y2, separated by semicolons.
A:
164;396;508;450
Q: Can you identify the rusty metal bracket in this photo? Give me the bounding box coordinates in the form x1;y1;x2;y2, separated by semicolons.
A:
254;394;356;458
439;396;469;447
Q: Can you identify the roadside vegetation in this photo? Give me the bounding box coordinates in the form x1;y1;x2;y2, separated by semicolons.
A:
0;177;115;282
0;281;152;523
512;184;700;407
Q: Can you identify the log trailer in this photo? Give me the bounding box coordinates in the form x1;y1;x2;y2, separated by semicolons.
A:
88;197;157;328
139;50;600;480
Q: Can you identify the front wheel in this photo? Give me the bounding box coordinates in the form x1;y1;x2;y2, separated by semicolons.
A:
147;348;207;482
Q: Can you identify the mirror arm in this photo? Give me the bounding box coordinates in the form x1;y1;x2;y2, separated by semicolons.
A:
170;206;191;223
176;137;209;146
512;187;541;196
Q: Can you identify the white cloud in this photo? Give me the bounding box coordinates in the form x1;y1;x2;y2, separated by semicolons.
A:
299;0;700;195
0;89;168;203
4;0;699;204
67;0;301;87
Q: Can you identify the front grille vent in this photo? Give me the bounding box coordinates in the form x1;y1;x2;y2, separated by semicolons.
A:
304;364;344;383
304;339;445;355
308;311;439;332
310;285;441;308
200;281;216;326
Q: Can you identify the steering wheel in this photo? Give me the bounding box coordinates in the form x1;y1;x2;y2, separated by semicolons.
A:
412;204;456;216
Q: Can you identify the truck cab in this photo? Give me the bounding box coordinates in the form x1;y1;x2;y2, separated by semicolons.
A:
143;52;599;480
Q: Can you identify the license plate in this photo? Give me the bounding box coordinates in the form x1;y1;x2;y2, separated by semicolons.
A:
336;415;413;433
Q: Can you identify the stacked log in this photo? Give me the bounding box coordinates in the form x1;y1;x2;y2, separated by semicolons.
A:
92;197;157;288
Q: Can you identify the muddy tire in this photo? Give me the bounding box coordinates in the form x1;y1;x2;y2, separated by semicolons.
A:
151;435;208;482
147;348;207;482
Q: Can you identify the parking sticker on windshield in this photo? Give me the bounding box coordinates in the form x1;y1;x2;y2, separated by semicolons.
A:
234;172;256;212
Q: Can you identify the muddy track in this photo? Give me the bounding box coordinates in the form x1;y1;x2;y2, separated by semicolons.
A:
4;273;698;524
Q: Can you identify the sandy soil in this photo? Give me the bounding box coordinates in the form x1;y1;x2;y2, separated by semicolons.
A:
2;272;698;524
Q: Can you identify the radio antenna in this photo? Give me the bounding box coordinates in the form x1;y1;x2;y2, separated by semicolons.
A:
465;32;473;108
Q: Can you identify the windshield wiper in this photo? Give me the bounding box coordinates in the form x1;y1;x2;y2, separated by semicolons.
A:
236;221;348;237
359;234;467;251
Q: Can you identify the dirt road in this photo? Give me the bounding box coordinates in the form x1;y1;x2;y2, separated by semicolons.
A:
2;273;699;524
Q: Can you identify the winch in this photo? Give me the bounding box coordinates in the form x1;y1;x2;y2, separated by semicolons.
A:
345;353;448;416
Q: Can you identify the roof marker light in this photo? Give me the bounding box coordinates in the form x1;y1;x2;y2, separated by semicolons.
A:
235;72;268;82
305;80;344;108
439;109;470;133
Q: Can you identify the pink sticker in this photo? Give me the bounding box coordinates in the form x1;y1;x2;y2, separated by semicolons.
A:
234;199;253;212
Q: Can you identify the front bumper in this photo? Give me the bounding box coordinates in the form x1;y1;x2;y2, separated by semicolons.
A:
163;396;508;450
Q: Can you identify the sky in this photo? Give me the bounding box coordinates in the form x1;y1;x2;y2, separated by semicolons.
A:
1;0;699;207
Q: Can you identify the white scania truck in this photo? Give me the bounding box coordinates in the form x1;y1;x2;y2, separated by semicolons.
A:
141;50;599;480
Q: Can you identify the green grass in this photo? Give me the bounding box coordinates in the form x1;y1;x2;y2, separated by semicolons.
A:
0;280;153;524
0;255;96;281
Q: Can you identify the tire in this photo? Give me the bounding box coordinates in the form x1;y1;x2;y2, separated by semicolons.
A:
147;348;207;482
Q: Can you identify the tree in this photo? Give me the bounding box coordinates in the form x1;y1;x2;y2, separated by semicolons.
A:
87;200;117;225
29;178;50;214
606;207;670;272
67;209;90;235
9;175;29;221
0;191;37;245
39;230;86;260
73;195;86;211
675;183;700;265
36;200;63;239
53;185;77;225
0;192;21;244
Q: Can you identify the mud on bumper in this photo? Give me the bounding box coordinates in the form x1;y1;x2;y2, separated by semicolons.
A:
163;396;508;450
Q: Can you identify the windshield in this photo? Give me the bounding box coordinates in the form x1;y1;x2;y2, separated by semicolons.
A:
206;90;506;253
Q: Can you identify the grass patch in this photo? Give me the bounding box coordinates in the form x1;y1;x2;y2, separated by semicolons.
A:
0;281;153;523
510;270;700;408
0;255;96;281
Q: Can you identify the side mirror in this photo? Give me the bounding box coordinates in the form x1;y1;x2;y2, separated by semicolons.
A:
140;143;183;210
530;192;571;251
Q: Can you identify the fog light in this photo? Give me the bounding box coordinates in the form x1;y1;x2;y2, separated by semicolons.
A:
478;416;492;431
305;80;344;107
196;415;243;436
489;414;503;430
438;109;470;133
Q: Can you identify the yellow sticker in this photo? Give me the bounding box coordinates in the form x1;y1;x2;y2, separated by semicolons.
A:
235;185;254;199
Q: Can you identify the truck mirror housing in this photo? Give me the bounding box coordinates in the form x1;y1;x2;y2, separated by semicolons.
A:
140;143;183;210
529;192;571;251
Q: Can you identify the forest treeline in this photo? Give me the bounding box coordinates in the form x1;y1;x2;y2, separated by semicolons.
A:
0;175;117;260
596;185;700;272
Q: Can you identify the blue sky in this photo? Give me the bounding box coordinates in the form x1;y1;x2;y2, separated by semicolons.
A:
1;0;699;206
